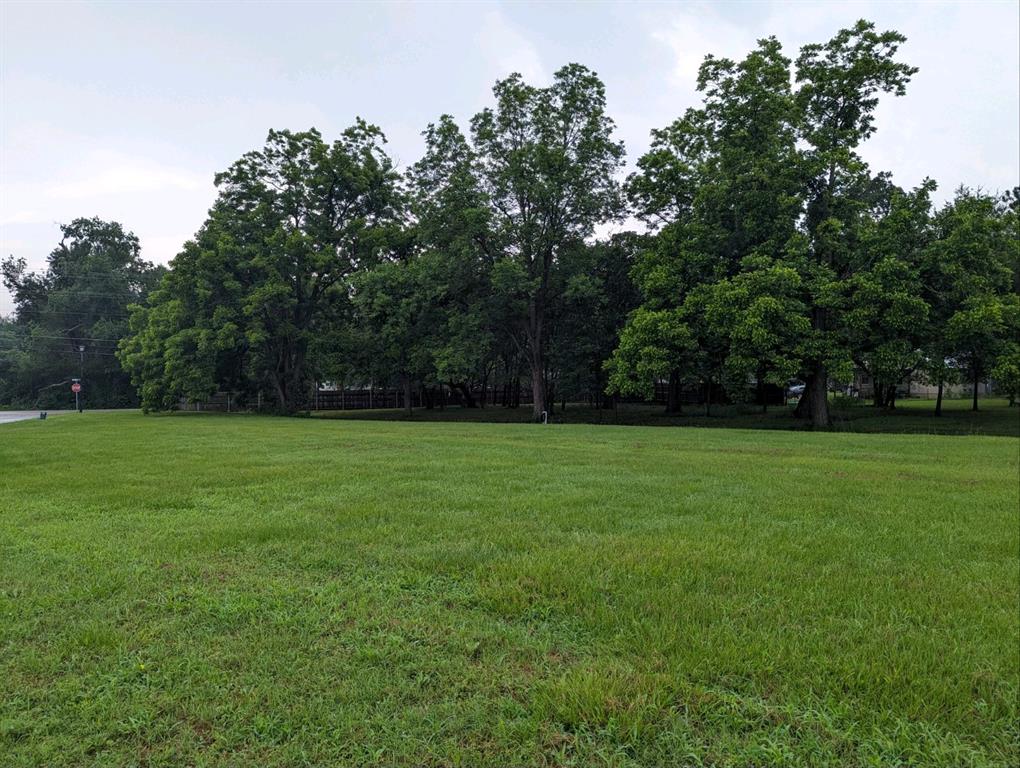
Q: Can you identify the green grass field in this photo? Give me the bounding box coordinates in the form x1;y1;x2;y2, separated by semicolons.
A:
2;412;1017;766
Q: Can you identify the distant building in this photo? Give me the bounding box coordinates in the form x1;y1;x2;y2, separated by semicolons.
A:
851;370;993;399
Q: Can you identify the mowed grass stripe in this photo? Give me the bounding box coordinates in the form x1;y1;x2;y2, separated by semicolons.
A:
1;412;1017;766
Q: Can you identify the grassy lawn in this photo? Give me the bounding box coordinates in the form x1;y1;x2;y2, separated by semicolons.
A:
1;413;1017;766
311;396;1020;437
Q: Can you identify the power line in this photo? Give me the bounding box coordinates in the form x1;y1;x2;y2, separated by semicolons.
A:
6;289;150;300
25;309;131;315
7;268;164;278
0;333;124;342
18;270;160;276
0;348;122;357
37;292;145;299
0;340;122;348
0;336;122;343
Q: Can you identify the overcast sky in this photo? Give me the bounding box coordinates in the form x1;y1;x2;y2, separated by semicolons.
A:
2;0;1018;314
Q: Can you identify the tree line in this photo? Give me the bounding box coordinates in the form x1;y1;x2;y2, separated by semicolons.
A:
3;20;1017;423
1;219;165;408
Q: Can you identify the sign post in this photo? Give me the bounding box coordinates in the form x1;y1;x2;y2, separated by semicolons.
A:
71;380;81;412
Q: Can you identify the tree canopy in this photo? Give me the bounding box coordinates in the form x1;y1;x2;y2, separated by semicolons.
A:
119;124;405;412
1;218;163;408
1;20;1015;422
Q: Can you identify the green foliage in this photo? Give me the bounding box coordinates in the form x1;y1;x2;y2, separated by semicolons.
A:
843;182;934;402
607;306;694;399
349;255;438;395
7;21;1016;427
470;64;626;417
947;292;1020;392
611;35;806;411
706;258;811;399
549;235;642;406
990;344;1020;405
120;125;404;412
0;218;163;408
609;20;1017;425
918;188;1019;407
404;116;501;396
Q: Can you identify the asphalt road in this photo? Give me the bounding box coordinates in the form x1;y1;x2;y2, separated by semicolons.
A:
0;410;77;424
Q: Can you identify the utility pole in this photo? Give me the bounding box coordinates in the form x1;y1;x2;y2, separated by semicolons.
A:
78;344;85;412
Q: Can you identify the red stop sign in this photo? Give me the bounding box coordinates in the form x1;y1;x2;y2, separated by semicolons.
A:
71;382;81;393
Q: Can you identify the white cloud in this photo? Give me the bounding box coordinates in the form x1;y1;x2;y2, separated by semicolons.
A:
36;152;207;200
0;210;41;226
142;233;195;263
651;7;755;95
478;8;546;84
0;147;217;312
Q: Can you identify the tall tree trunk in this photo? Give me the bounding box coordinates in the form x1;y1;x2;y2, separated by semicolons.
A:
528;347;546;420
934;378;944;416
873;380;885;408
526;295;547;421
801;364;830;428
289;347;308;414
798;301;831;427
269;346;302;414
530;371;545;419
704;380;711;417
271;374;287;413
665;369;682;415
403;373;413;417
454;382;477;408
972;366;980;411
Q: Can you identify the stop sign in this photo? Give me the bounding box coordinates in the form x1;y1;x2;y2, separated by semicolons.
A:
71;382;81;393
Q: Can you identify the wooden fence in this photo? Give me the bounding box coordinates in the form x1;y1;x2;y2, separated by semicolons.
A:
178;380;784;412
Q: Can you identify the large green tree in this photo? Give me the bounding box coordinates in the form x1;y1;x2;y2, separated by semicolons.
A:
921;188;1018;413
610;36;802;414
118;220;253;411
406;115;501;408
349;257;436;414
470;64;625;419
991;343;1020;407
612;22;919;427
549;234;642;410
120;124;404;412
1;218;162;408
792;20;918;425
705;257;811;412
843;181;934;408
